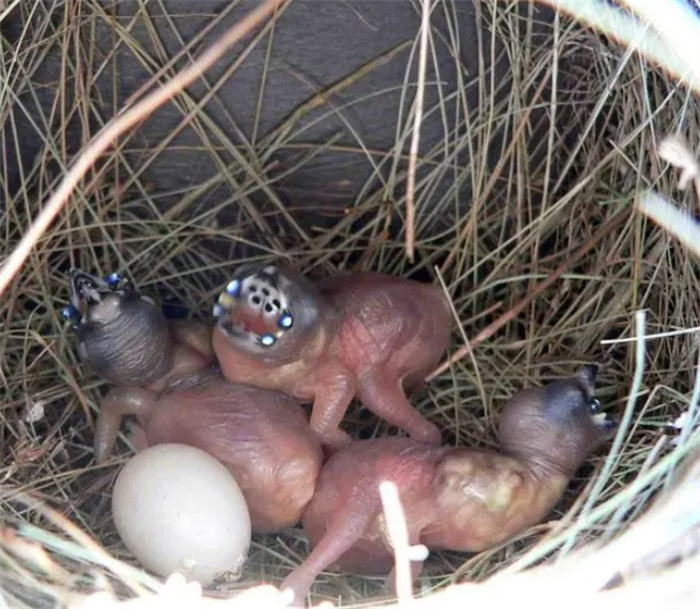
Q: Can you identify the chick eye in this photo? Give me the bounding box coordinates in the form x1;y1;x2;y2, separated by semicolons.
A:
588;398;602;414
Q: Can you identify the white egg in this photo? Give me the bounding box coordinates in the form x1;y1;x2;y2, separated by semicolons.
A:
111;443;252;584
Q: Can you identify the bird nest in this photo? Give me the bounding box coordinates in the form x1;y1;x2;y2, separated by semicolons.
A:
1;1;698;608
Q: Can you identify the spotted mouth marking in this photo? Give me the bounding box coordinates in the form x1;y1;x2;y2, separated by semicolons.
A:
213;265;294;348
62;270;125;326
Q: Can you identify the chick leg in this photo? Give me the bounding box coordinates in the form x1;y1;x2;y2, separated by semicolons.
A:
94;387;156;463
357;375;441;445
309;371;356;450
279;498;379;606
126;422;151;452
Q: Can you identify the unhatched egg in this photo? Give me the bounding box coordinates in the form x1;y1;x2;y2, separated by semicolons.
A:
111;443;251;584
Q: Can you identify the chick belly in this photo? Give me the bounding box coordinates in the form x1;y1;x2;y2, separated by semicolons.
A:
243;478;313;533
143;387;322;533
143;418;317;532
246;434;323;532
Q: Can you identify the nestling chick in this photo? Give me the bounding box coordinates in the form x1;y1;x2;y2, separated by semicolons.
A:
279;365;618;604
211;263;452;449
64;270;181;386
64;269;323;533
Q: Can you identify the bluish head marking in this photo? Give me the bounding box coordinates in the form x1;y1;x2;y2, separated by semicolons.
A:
226;279;241;297
260;333;277;346
61;305;78;320
278;312;293;329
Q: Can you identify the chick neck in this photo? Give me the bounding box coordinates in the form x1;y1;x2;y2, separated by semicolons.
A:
499;437;577;483
263;298;335;368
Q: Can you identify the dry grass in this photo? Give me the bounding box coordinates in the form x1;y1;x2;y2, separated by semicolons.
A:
1;0;699;607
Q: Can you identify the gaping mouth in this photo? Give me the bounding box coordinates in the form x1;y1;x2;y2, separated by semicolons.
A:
63;269;124;323
213;265;294;348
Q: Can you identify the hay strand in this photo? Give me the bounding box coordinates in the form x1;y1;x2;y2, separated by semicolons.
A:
0;0;288;297
1;1;699;608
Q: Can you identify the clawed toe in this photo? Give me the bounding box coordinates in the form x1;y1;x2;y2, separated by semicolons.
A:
414;423;442;446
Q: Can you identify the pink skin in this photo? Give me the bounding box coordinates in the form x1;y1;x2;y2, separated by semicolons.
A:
212;266;453;450
96;365;323;533
66;270;323;533
92;318;219;461
279;366;618;605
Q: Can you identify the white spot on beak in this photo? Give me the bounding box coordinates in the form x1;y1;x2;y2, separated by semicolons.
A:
592;413;608;426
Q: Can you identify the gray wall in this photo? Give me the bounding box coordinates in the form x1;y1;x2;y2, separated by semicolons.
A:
1;1;575;253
